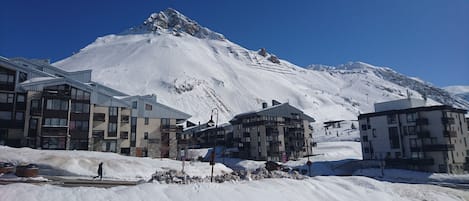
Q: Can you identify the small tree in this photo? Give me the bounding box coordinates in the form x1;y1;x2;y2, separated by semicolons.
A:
351;123;356;130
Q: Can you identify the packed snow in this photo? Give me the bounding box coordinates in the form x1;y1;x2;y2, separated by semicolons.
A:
1;142;469;201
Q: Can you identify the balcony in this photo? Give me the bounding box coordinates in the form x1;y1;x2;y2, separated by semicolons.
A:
416;131;430;138
415;118;429;125
422;144;455;152
443;130;457;138
441;117;455;125
160;125;183;133
121;116;129;124
93;113;106;122
92;130;104;139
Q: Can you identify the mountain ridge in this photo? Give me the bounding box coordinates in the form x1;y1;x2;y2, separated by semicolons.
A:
54;8;469;123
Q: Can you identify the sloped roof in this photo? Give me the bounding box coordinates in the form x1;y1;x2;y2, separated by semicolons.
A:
231;103;315;122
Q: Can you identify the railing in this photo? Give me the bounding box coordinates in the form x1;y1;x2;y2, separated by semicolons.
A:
160;125;183;132
121;116;129;124
417;131;430;138
442;117;455;125
422;144;455;152
443;130;457;138
415;118;429;125
93;113;106;122
92;130;104;139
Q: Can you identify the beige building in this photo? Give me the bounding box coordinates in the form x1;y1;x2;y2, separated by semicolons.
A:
0;56;190;159
359;98;469;173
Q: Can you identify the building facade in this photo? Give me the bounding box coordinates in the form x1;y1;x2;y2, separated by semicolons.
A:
0;56;190;158
358;98;469;173
230;101;315;161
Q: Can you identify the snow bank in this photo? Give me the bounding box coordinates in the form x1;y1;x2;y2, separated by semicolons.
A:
0;146;232;180
1;177;467;201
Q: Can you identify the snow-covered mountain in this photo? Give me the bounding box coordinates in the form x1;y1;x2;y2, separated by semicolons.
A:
444;86;469;104
54;8;469;123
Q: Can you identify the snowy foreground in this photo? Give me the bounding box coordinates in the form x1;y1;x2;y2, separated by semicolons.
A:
1;142;469;201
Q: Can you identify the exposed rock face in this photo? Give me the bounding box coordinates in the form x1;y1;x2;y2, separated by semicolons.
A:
258;48;267;57
268;55;280;64
125;8;225;40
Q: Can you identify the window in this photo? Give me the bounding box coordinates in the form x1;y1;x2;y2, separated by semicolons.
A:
46;99;68;111
0;111;12;120
387;114;397;124
44;118;67;127
144;117;149;125
120;132;129;139
132;101;137;109
362;135;368;142
71;103;90;113
18;72;28;83
406;113;417;123
31;100;40;109
0;71;15;84
15;112;24;121
361;124;367;131
372;128;376;137
108;123;117;133
145;104;152;111
364;147;370;153
109;107;118;116
0;93;14;103
16;94;25;103
388;127;400;149
144;132;148;139
69;120;89;131
161;118;170;125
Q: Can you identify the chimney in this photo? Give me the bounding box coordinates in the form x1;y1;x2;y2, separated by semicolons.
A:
262;102;268;109
272;99;281;106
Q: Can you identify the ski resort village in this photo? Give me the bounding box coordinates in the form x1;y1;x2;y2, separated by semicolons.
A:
1;5;469;201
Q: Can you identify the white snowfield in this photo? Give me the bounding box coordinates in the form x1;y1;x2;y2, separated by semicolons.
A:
1;142;469;201
1;177;468;201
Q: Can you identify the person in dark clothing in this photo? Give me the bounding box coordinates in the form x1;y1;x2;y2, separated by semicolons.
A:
93;162;103;180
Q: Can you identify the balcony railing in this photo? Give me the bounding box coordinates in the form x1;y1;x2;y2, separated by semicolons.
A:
92;130;104;139
415;118;429;125
417;131;430;138
121;116;129;124
160;125;183;132
422;144;455;152
93;113;106;122
442;117;455;125
443;130;457;138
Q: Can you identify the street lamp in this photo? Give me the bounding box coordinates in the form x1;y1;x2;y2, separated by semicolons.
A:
207;108;218;182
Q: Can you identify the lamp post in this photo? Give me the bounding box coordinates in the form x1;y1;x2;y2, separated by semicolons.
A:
207;108;218;182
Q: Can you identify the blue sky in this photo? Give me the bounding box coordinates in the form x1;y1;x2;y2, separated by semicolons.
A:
1;0;468;87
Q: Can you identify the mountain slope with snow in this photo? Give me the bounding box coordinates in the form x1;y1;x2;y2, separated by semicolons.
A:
444;85;469;104
54;8;469;123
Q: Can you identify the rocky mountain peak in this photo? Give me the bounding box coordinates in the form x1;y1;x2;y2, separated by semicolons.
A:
124;8;225;40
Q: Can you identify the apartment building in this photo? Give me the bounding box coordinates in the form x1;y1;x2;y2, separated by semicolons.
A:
358;98;469;173
0;56;190;158
229;100;315;161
